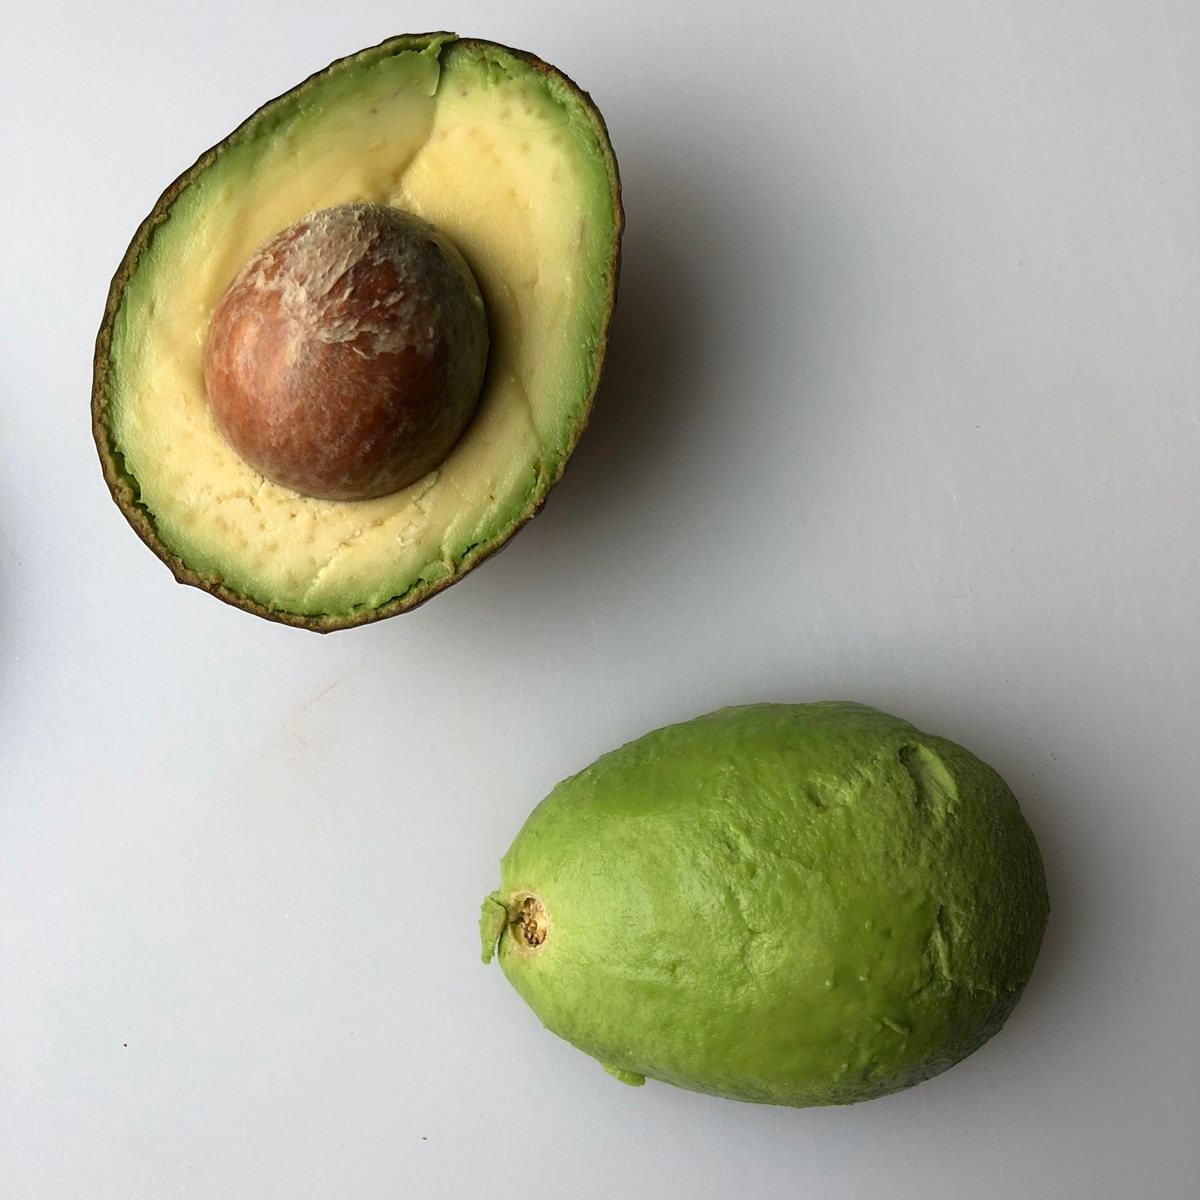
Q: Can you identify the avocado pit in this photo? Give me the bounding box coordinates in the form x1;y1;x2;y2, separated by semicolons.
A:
202;202;489;502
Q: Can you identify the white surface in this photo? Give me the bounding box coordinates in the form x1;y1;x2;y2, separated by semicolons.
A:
2;2;1197;1196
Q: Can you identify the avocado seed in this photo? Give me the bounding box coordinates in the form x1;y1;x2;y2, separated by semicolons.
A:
203;203;489;502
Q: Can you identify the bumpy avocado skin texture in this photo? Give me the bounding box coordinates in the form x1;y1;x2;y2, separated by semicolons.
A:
482;703;1049;1107
93;33;622;631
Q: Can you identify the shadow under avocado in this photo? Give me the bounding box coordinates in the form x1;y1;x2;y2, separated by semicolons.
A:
470;147;798;594
553;168;720;524
0;500;11;700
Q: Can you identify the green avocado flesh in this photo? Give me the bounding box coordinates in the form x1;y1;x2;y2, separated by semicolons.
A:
481;703;1048;1107
93;34;622;630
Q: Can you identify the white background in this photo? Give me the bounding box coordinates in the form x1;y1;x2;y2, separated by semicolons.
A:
2;2;1197;1196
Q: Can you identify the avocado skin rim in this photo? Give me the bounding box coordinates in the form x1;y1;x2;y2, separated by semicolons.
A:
92;32;624;632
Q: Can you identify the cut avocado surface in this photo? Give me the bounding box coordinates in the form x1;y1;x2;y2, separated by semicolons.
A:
93;34;622;630
482;703;1049;1107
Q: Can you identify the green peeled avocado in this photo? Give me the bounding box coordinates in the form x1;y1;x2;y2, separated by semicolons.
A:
481;702;1048;1106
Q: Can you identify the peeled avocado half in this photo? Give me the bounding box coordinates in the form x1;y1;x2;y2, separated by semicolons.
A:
482;703;1049;1107
93;34;622;630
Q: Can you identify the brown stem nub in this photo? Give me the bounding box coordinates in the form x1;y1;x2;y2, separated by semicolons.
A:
511;894;548;949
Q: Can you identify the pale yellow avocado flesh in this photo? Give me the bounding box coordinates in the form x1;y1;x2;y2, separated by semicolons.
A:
100;36;620;624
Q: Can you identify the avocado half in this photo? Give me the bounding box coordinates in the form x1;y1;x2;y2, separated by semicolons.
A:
93;33;623;631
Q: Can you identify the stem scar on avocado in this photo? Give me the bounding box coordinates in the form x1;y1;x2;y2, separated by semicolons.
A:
93;33;623;631
511;893;549;950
